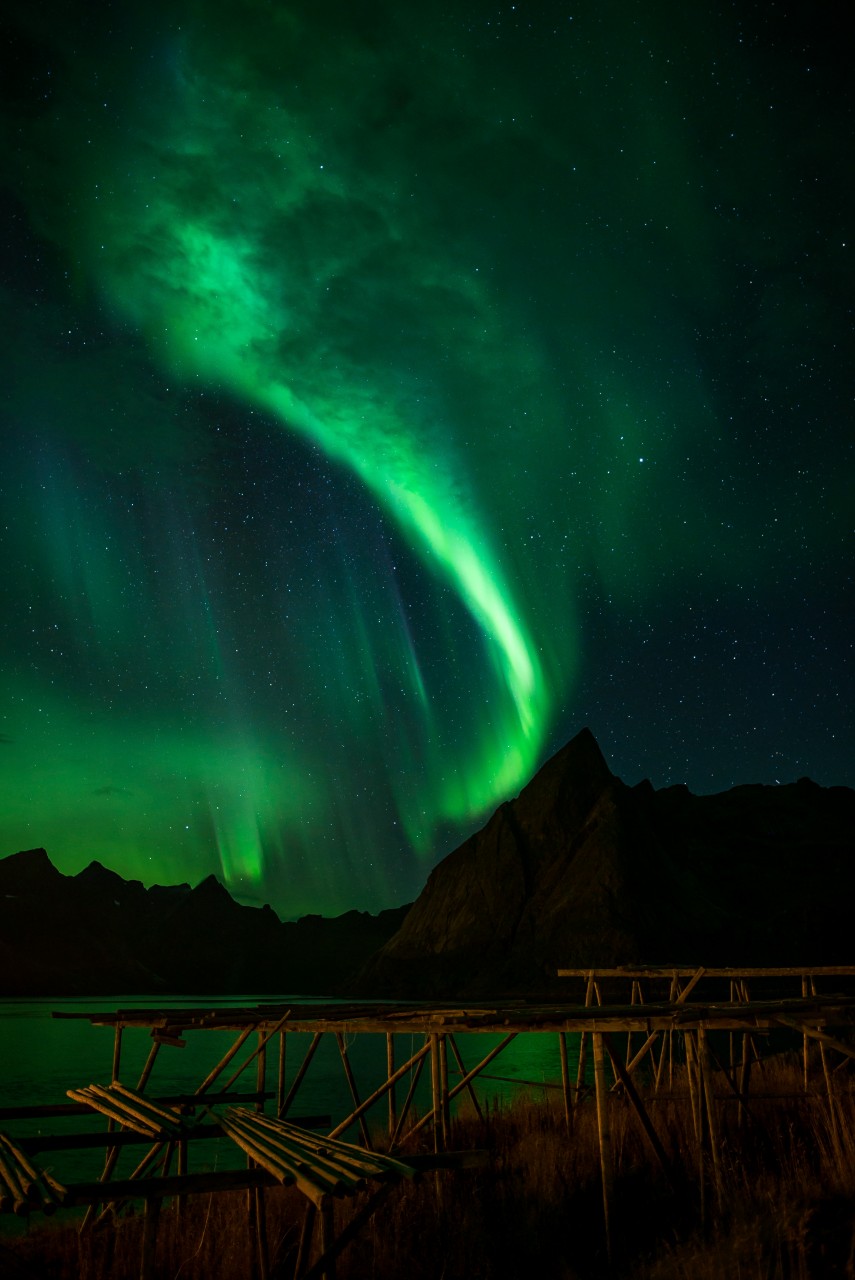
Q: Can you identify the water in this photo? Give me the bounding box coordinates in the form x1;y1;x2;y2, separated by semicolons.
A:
0;996;578;1188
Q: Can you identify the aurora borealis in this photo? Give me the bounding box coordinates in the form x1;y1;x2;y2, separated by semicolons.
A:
1;1;851;916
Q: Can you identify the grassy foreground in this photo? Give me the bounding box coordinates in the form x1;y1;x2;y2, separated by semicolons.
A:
3;1055;855;1279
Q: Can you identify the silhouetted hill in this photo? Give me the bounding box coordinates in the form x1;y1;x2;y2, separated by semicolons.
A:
358;728;855;998
0;850;409;996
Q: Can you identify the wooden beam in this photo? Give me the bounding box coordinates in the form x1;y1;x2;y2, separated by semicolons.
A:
335;1034;372;1150
601;1035;674;1190
592;1033;612;1264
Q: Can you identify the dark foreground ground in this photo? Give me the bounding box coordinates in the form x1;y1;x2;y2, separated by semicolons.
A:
3;1055;855;1279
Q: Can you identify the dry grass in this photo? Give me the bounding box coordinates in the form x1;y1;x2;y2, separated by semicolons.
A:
4;1052;855;1278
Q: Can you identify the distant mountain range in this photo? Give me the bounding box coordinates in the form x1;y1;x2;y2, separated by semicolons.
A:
0;849;408;997
4;729;853;999
359;728;855;997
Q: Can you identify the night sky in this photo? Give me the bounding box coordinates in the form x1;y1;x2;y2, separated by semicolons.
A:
1;1;851;917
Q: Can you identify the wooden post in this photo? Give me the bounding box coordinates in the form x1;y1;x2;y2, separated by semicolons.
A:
684;1031;702;1144
277;1030;287;1118
140;1197;160;1280
603;1034;674;1189
111;1025;123;1083
738;1034;752;1129
319;1196;336;1280
626;980;639;1066
575;974;595;1104
82;1038;163;1230
592;1032;612;1263
195;1025;256;1098
558;1032;572;1134
390;1043;428;1147
137;1039;161;1093
280;1032;323;1119
176;1134;187;1220
294;1202;317;1279
698;1027;722;1211
448;1034;484;1123
684;1032;706;1225
329;1041;432;1141
248;1031;269;1276
802;975;810;1094
247;1163;260;1278
575;1031;588;1105
335;1034;372;1150
386;1033;396;1140
253;1184;269;1280
256;1031;267;1114
430;1034;442;1153
440;1034;451;1146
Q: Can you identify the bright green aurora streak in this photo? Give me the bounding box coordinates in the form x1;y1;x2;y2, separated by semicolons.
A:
87;58;547;829
2;0;850;914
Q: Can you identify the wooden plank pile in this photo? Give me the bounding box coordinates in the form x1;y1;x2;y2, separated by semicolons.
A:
0;1132;66;1216
66;1083;187;1137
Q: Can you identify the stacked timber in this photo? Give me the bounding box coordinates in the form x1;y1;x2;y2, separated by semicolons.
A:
0;1133;66;1216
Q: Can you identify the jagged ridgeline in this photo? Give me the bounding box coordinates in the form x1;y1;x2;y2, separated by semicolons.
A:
2;729;853;998
358;729;855;998
0;849;408;997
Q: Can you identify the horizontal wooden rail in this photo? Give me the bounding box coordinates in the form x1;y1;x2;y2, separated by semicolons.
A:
0;1088;273;1122
557;966;855;978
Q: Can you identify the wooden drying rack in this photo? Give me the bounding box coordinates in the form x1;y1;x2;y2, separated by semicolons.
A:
2;966;855;1274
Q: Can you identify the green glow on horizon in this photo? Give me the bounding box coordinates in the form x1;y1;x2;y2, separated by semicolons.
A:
0;675;321;903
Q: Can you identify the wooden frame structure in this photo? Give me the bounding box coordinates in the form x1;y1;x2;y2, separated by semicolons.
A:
3;967;855;1273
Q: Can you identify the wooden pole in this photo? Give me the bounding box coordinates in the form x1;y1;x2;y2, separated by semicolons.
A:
335;1034;372;1150
140;1197;160;1280
82;1038;163;1229
319;1196;336;1280
213;1013;292;1101
558;1032;572;1134
248;1030;269;1276
684;1031;702;1145
176;1133;187;1220
439;1034;450;1147
277;1031;286;1117
698;1027;722;1211
294;1202;317;1279
684;1032;705;1225
592;1032;612;1263
738;1034;752;1129
448;1035;484;1123
430;1034;441;1153
254;1183;269;1280
802;975;810;1094
195;1025;256;1097
256;1031;267;1114
280;1032;324;1119
111;1025;123;1083
626;980;639;1066
386;1034;396;1140
390;1045;428;1148
575;974;595;1105
329;1041;432;1141
602;1034;674;1189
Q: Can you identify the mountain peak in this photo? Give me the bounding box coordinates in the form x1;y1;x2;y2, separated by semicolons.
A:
0;847;65;893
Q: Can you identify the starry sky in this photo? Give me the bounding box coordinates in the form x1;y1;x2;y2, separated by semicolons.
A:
1;0;851;917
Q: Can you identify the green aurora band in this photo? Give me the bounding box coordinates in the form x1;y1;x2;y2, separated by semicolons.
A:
1;0;850;912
